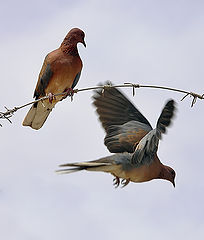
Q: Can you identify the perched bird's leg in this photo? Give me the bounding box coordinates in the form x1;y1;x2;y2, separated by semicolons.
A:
121;178;130;188
47;93;56;104
113;176;120;188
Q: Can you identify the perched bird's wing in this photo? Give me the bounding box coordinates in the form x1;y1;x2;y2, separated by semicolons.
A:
71;71;81;89
34;55;53;99
93;84;152;153
22;53;57;130
131;99;175;166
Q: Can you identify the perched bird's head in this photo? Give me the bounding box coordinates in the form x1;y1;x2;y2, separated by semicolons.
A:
159;165;176;187
62;28;86;47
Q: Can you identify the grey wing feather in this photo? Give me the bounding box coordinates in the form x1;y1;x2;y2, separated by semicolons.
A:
104;121;152;153
156;99;175;138
131;129;158;166
131;99;176;166
92;82;152;131
93;82;152;153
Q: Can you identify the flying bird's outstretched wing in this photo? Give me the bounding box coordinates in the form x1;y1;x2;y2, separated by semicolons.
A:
131;99;175;166
93;84;152;153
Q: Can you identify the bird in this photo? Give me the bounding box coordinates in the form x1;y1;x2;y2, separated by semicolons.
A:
22;28;86;130
57;83;176;188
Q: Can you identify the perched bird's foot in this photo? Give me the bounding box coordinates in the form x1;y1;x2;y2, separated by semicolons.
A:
65;88;74;97
121;178;130;188
47;93;55;104
113;176;120;188
61;88;75;101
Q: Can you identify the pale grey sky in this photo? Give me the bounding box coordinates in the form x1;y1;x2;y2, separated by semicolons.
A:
0;1;204;239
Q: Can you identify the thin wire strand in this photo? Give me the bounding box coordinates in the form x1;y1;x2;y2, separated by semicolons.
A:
0;82;203;126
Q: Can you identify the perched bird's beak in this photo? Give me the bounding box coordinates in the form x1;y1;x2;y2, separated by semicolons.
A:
82;39;86;48
172;180;175;188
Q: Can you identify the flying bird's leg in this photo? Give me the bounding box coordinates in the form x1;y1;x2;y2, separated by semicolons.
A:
121;178;130;188
113;176;120;188
47;93;56;104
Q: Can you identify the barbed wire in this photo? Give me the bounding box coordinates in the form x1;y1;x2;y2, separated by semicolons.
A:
0;82;203;127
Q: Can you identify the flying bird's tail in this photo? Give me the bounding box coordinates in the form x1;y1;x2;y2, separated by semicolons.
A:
56;158;115;174
22;100;55;130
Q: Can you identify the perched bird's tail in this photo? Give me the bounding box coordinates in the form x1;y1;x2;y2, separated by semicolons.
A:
22;100;55;130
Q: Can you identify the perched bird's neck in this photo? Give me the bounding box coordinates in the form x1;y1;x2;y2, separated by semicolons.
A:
60;41;79;56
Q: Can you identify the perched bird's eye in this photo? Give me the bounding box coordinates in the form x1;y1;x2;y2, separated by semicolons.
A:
171;170;175;177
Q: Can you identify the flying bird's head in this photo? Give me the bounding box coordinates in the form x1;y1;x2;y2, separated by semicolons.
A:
158;165;176;187
63;28;86;47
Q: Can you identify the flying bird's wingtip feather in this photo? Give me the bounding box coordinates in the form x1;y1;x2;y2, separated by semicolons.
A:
156;98;176;136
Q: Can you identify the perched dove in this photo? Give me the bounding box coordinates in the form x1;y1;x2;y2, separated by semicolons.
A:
23;28;86;130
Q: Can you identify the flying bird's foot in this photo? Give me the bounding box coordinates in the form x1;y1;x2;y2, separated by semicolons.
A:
113;176;120;188
47;93;55;104
121;178;130;188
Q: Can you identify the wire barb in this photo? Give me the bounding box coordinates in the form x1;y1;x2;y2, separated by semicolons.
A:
181;92;204;107
102;82;112;96
124;82;140;96
0;106;19;125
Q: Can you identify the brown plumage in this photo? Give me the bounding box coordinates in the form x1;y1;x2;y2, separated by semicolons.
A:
57;84;176;188
22;28;86;130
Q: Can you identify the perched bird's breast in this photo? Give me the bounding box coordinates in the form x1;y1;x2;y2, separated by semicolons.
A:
45;51;82;96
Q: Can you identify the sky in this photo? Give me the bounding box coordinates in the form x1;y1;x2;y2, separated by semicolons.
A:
0;0;204;239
